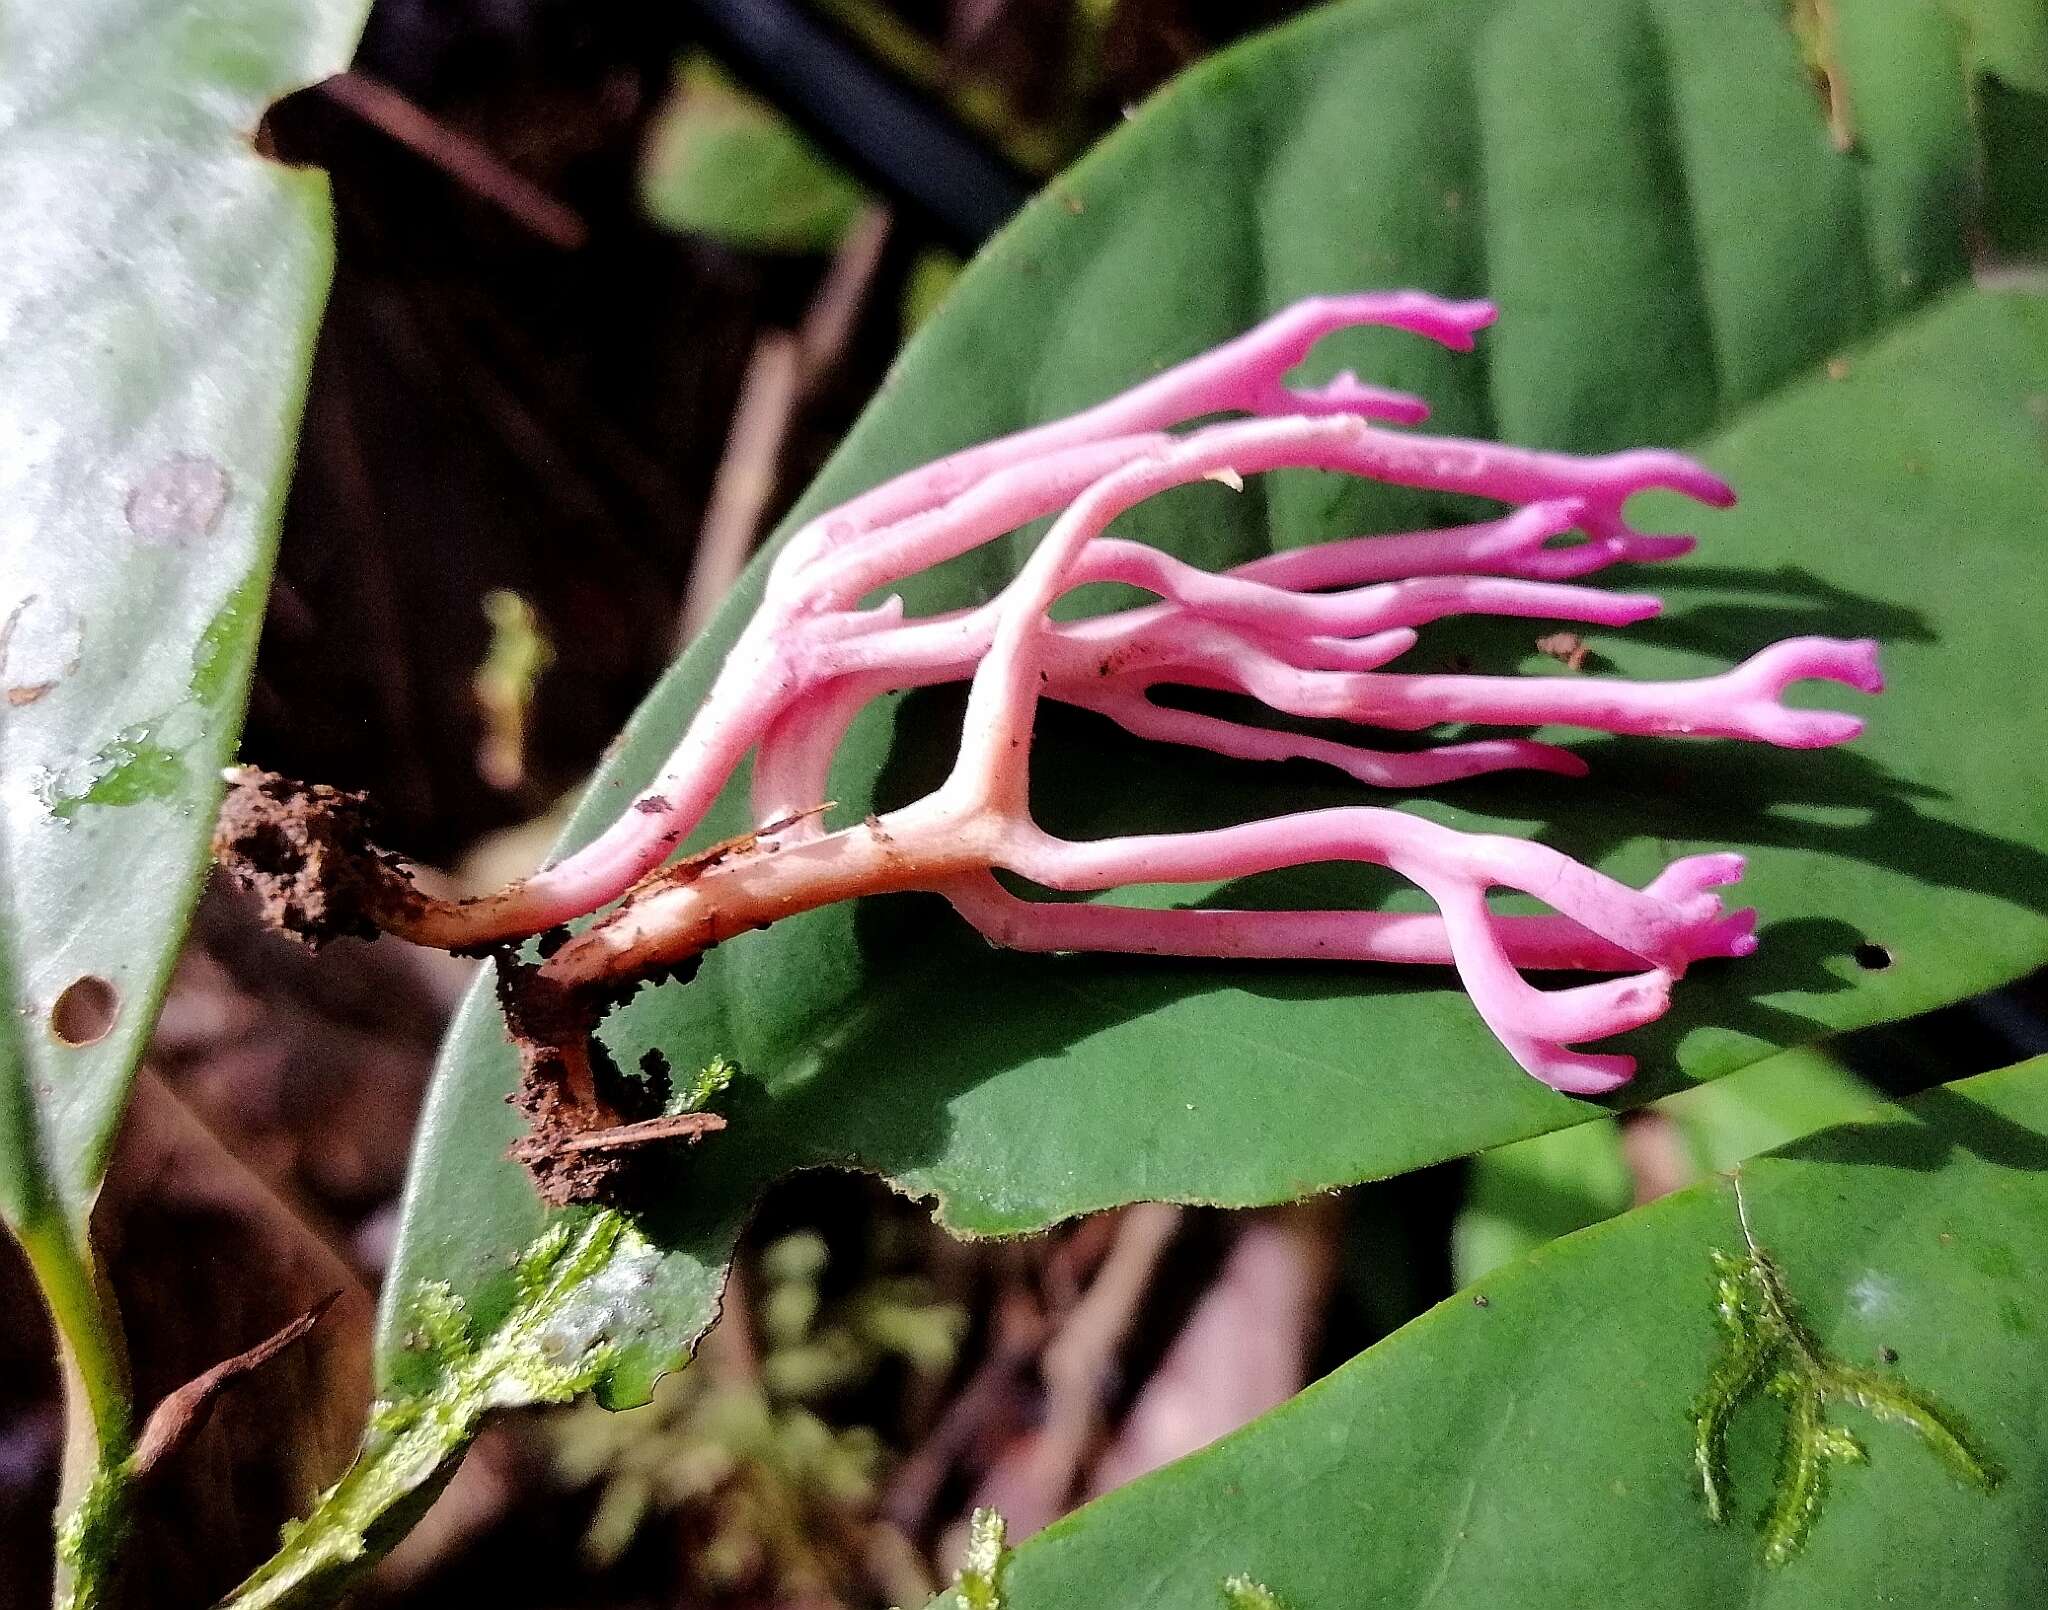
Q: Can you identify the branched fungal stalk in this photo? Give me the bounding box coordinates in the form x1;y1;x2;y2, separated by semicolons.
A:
216;291;1884;1202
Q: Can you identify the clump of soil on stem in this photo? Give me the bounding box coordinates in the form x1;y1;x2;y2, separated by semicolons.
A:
212;768;427;947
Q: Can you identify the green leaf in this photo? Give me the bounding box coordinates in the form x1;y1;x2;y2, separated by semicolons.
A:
0;3;365;1239
383;0;2048;1408
1;9;367;1590
957;1056;2048;1604
641;58;868;253
1658;1047;1880;1176
1454;1048;1881;1281
1452;1119;1632;1287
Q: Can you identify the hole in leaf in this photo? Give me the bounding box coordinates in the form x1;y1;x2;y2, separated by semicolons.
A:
49;975;119;1047
1853;942;1893;972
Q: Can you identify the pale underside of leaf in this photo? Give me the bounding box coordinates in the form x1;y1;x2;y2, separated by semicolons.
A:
0;1;370;1237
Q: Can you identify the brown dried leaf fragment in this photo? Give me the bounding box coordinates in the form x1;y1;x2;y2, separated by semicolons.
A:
93;1074;374;1602
132;1293;342;1478
496;956;719;1206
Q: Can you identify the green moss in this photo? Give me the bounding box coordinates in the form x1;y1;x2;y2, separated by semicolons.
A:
671;1054;737;1117
956;1506;1010;1610
1222;1574;1290;1610
222;1213;650;1610
1690;1188;2001;1565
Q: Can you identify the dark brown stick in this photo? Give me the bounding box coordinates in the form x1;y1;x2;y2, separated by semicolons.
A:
318;72;589;249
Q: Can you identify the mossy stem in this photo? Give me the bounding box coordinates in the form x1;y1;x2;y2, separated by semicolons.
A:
18;1215;133;1609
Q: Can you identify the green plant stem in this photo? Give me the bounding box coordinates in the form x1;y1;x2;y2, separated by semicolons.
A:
18;1215;134;1610
222;1212;641;1610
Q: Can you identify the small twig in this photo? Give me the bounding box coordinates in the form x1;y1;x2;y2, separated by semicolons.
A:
631;800;838;894
679;207;894;644
883;1282;1048;1535
317;72;589;249
547;1111;728;1155
681;331;808;643
796;206;894;385
131;1293;342;1478
758;801;837;835
1088;1203;1337;1497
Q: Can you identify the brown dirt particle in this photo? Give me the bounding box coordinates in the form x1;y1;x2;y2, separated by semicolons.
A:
211;769;418;947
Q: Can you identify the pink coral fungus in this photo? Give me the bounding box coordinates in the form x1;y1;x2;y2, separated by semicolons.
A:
218;291;1882;1199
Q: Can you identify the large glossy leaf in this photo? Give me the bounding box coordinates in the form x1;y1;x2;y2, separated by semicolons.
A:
0;7;367;1249
381;0;2048;1400
954;1055;2048;1606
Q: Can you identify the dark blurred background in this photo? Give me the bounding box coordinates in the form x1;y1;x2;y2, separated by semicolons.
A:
3;4;2039;1607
